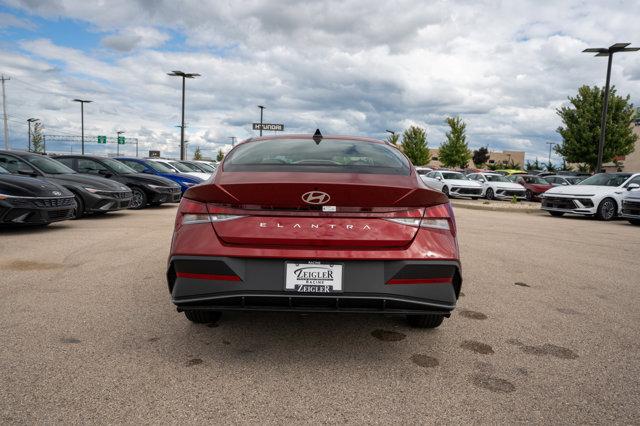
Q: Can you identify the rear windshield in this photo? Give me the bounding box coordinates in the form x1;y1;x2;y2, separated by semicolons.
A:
224;138;411;175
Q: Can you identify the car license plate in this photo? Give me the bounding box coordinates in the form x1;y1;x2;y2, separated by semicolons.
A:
285;262;343;293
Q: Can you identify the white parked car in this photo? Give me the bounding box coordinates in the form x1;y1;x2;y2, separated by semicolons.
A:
541;172;640;221
420;170;483;198
149;159;210;180
415;166;433;176
467;172;526;200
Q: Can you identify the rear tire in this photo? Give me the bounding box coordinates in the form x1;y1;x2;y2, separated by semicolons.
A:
629;219;640;226
184;310;222;324
485;188;495;200
549;211;565;217
471;197;479;200
406;314;444;329
442;186;449;197
596;198;617;221
525;189;533;201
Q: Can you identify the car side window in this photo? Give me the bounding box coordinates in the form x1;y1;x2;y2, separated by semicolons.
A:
121;160;145;172
0;154;33;174
78;159;107;174
56;158;75;168
436;172;443;179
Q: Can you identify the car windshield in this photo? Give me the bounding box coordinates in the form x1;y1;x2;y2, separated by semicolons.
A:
27;155;76;174
168;161;193;173
484;174;509;182
567;177;584;184
102;158;138;174
0;165;8;174
524;176;549;184
193;162;215;172
441;172;466;180
224;138;411;175
178;162;204;172
146;161;175;173
579;173;631;187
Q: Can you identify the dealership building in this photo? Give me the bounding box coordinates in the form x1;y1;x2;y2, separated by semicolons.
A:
602;120;640;172
427;148;525;169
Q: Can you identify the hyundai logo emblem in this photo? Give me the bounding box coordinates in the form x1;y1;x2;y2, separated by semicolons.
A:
52;191;62;196
301;191;330;205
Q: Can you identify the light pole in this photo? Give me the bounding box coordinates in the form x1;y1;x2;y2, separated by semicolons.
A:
385;129;395;136
546;142;556;165
27;118;38;152
116;130;125;156
73;99;92;155
258;105;265;136
583;43;639;172
167;71;200;160
229;136;237;146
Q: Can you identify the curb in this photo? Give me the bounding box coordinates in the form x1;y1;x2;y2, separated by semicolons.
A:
450;201;544;215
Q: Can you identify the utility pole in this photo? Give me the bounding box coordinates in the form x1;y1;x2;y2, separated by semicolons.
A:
27;118;38;152
229;136;237;146
73;99;92;155
136;138;139;158
1;75;10;150
546;142;556;165
583;43;639;172
258;105;265;137
167;71;200;160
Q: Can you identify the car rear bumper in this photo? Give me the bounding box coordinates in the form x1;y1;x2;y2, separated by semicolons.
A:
168;256;461;315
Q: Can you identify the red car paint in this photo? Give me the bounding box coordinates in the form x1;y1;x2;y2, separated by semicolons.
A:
516;175;553;199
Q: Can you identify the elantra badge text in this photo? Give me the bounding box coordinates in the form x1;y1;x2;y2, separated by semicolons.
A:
259;223;372;230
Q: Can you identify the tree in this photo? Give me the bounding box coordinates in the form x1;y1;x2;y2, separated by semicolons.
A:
439;117;472;168
216;149;224;162
31;122;44;153
401;126;429;166
472;147;490;167
556;85;638;172
545;161;557;173
386;132;399;146
193;146;203;160
526;158;542;171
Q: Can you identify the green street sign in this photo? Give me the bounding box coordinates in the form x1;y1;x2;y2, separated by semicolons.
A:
97;135;107;144
117;136;126;145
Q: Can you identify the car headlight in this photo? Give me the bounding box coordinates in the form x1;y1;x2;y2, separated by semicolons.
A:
0;193;11;200
183;182;195;187
83;187;101;193
147;184;169;190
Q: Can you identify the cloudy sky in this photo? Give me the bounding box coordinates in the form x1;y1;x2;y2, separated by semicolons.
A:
0;0;639;162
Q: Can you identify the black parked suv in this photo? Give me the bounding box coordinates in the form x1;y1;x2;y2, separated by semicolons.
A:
0;150;131;218
54;155;181;209
0;164;76;226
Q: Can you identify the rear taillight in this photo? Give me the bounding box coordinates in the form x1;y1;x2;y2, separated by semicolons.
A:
177;199;245;226
384;204;455;234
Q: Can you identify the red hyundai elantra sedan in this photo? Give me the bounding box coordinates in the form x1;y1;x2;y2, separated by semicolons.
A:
167;133;462;328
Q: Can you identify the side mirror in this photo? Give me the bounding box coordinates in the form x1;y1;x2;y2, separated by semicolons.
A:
561;182;568;186
627;183;640;191
98;169;113;178
142;169;152;174
436;176;442;181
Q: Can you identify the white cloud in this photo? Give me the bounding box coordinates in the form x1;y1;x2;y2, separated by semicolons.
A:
1;0;639;162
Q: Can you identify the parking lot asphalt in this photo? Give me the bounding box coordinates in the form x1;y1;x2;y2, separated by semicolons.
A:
1;205;639;424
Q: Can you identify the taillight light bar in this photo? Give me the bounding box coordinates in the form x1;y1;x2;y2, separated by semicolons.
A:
384;204;455;233
177;198;245;226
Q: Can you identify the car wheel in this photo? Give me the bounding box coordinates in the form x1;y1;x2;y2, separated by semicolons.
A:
406;314;444;329
471;197;479;200
629;219;640;226
442;186;449;197
549;211;565;217
184;310;222;324
72;194;84;219
596;198;616;221
525;189;533;201
485;188;495;200
129;187;147;210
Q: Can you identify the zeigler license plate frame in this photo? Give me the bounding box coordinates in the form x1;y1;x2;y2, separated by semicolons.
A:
285;261;344;293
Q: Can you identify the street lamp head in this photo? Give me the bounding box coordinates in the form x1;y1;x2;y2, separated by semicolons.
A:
258;105;265;109
73;99;92;103
385;129;395;135
27;118;39;123
168;71;200;78
583;44;638;57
